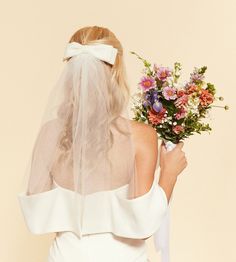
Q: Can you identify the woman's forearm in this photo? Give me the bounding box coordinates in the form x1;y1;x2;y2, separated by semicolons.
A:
158;169;177;204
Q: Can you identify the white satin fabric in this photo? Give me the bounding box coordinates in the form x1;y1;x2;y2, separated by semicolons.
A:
63;41;118;64
18;166;169;239
48;231;150;262
154;141;175;262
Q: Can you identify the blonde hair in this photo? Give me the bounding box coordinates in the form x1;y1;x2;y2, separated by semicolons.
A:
57;26;131;159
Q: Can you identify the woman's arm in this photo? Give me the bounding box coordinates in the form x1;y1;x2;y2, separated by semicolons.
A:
158;170;177;204
158;141;187;203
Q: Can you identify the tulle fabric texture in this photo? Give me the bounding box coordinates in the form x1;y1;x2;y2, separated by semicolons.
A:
20;51;140;217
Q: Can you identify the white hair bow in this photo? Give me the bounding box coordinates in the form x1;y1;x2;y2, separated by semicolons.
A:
63;41;118;65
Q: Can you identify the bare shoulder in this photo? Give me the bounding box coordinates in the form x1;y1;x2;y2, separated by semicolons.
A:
129;119;158;149
128;119;159;195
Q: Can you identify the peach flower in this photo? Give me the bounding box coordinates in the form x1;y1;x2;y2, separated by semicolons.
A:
199;89;214;106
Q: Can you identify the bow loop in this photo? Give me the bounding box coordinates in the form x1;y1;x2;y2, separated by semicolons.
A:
63;42;118;65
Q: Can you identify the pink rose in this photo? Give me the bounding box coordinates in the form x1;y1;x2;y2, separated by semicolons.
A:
172;125;185;134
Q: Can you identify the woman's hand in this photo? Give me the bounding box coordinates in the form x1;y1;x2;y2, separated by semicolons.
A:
160;141;187;180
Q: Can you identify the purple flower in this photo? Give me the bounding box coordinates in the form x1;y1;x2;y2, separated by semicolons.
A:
152;100;163;113
190;73;204;82
145;93;151;100
155;67;172;81
153;92;158;99
143;101;149;108
139;76;156;91
162;86;177;100
144;93;152;106
190;68;205;83
149;90;159;104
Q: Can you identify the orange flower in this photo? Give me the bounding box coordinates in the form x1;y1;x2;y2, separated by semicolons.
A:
186;83;199;94
177;89;186;98
148;108;166;125
199;89;214;106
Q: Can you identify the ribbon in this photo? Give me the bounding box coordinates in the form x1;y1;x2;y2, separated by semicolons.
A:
63;41;118;65
154;140;176;262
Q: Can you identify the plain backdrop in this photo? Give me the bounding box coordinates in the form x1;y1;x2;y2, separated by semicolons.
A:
0;0;235;261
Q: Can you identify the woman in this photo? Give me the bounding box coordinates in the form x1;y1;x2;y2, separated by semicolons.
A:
18;25;187;262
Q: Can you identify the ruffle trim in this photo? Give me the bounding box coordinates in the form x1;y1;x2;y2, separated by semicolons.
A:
18;169;169;239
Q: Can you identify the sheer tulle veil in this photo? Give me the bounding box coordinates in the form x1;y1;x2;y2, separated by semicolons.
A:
20;38;142;215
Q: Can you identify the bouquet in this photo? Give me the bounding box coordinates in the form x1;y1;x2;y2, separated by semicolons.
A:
130;51;229;262
130;51;229;148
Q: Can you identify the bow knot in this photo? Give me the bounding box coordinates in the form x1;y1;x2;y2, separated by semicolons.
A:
63;42;118;65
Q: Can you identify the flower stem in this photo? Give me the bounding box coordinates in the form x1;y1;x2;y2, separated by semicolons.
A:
211;105;229;110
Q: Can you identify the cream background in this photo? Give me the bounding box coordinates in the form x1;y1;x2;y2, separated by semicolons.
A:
0;0;235;261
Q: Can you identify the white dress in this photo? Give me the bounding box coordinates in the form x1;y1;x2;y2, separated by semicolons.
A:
18;166;168;262
48;232;149;262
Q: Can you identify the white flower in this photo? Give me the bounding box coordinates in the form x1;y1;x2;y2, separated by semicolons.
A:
199;80;208;89
166;76;174;86
167;76;174;81
187;96;200;115
193;97;200;105
173;82;182;89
